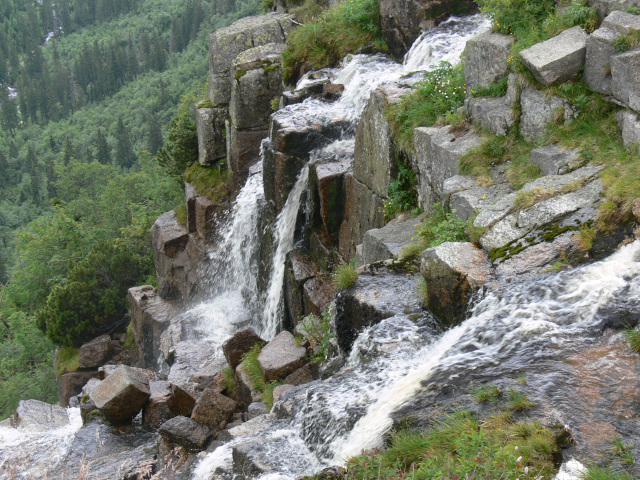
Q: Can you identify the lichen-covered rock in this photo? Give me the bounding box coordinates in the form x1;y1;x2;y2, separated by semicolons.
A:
258;331;307;381
12;400;69;431
464;32;513;90
128;285;180;369
195;104;227;166
519;87;575;142
379;0;477;57
190;389;237;430
449;183;513;222
421;242;493;325
616;110;640;153
519;26;588;86
302;275;335;316
90;365;151;424
151;211;189;259
223;328;267;371
495;232;577;276
158;415;211;450
208;12;294;106
529;144;581;176
360;214;424;266
611;49;640;112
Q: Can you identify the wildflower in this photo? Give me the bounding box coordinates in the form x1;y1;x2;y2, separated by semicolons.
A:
524;466;529;474
517;456;522;462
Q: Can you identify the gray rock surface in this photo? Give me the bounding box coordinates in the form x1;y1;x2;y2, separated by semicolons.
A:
223;328;267;371
464;33;513;89
195;104;227;165
89;365;151;424
617;110;640;153
159;416;211;450
247;402;269;419
449;183;513;221
611;49;640;112
235;363;263;407
12;400;69;431
465;96;515;136
302;275;335;316
519;26;588;85
258;331;307;381
360;214;424;265
229;413;275;439
58;370;98;408
284;363;320;386
272;384;295;404
78;334;113;369
495;232;577;276
590;0;640;20
421;242;493;324
142;380;174;431
190;389;237;430
310;158;350;241
519;87;575;142
284;249;324;326
529;144;581;175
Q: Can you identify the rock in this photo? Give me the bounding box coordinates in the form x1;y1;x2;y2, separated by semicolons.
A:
412;126;482;209
495;232;577;276
583;26;618;94
360;214;424;265
338;174;386;260
227;124;270;190
247;402;269;419
442;175;478;195
335;268;425;352
284;363;319;386
79;396;97;424
378;0;477;57
302;275;335;316
151;211;189;259
601;10;640;32
195;104;227;165
170;383;199;416
99;364;155;380
322;83;344;100
464;33;513;89
611;49;640;112
617;110;640;154
228;413;275;439
529;144;581;176
465;96;514;136
81;378;101;397
232;440;270;476
519;26;588;85
235;363;263;407
208;13;294;106
223;328;267;371
190;389;237;430
449;183;513;222
272;384;295;404
195;193;226;242
158;416;211;450
142;380;173;430
281;78;330;106
633;198;640;222
519;87;575;143
258;331;307;381
78;334;113;369
284;249;324;325
353;84;407;197
13;400;69;431
89;365;151;424
421;242;493;325
188;357;228;389
58;370;99;408
590;0;640;20
310;158;350;241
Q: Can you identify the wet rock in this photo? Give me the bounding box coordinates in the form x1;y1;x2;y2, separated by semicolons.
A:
195;104;227;165
189;357;228;390
464;32;513;89
611;49;640;112
230;413;275;440
90;365;151;425
378;0;477;57
195;193;226;242
158;416;211;450
208;12;294;106
617;110;640;154
303;275;335;316
281;78;330;106
227;124;269;189
412;126;482;209
322;83;344;100
495;232;577;276
284;249;324;325
99;364;156;381
258;331;307;381
360;214;424;265
310;158;350;241
338;173;386;260
247;402;269;419
519;26;588;86
272;384;295;405
235;364;263;407
421;242;493;325
190;389;237;430
142;380;173;431
78;334;113;369
335;269;425;352
597;290;640;329
170;383;199;417
353;84;407;197
58;370;99;408
529;144;581;176
232;439;270;476
223;328;267;371
284;363;320;386
519;87;575;142
13;400;69;431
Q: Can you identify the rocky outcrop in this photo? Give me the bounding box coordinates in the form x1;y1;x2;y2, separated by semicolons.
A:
309;158;351;244
195;103;227;166
78;334;113;369
464;33;513;91
158;416;211;450
420;242;493;324
379;0;476;57
519;87;575;142
257;331;307;380
90;365;151;424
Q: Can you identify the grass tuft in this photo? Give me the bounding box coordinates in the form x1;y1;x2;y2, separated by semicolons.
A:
56;346;79;376
240;344;267;392
185;163;230;202
473;384;502;403
333;259;358;290
222;366;236;398
507;388;536;411
624;328;640;353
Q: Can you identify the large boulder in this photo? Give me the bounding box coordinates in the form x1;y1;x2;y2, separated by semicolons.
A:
12;400;69;431
420;242;493;325
464;33;513;90
223;328;267;371
158;416;211;451
519;87;575;143
519;26;588;86
208;12;294;106
195;103;227;165
89;365;151;424
257;331;307;381
190;389;237;430
78;334;113;369
529;144;581;176
379;0;477;58
611;49;640;112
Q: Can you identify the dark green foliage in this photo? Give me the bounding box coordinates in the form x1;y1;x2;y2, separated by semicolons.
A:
415;204;470;248
476;0;555;39
470;76;509;98
384;160;417;218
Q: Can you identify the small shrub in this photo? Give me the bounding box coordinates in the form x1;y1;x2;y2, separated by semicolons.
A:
624;328;640;353
333;259;358;290
56;346;79;376
507;388;536;411
415;203;470;248
626;6;640;14
299;306;335;363
473;384;502;403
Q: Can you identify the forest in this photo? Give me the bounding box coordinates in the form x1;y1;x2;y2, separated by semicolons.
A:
0;0;265;419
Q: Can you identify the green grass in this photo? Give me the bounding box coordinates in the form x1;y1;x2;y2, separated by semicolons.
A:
471;76;509;98
281;0;387;84
240;344;267;392
184;163;231;202
333;259;359;290
174;204;187;225
507;388;536;411
612;437;635;466
299;307;335;363
473;384;502;403
584;466;635;480
624;328;640;353
222;366;237;398
612;30;640;52
344;410;559;480
415;204;471;248
261;380;283;409
123;321;136;352
55;346;79;376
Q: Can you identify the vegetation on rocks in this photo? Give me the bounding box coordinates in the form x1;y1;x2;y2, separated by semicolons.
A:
299;306;335;363
414;204;471;249
281;0;387;84
384;160;418;218
185;164;231;203
333;259;359;290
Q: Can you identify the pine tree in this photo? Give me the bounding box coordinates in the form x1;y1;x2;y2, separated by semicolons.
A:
94;128;111;165
147;114;163;155
114;118;137;168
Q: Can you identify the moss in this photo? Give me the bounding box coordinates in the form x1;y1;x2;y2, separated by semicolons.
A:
234;69;248;81
489;239;527;262
174;204;187;226
263;64;279;74
196;99;214;109
184;163;230;203
123;321;136;352
539;223;580;242
56;347;79;376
